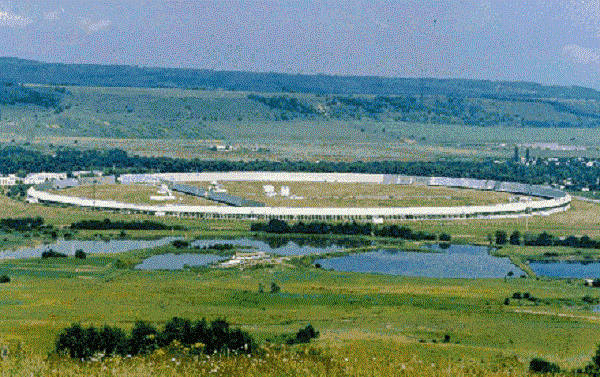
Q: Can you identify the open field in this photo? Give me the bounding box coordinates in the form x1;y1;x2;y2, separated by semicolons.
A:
50;184;223;207
181;180;518;208
1;253;600;373
0;193;598;374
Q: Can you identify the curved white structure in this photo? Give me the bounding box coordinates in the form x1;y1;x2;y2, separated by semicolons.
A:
27;172;571;222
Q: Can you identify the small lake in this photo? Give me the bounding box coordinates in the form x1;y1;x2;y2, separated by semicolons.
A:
0;237;180;260
191;237;358;256
314;244;526;278
136;253;226;270
529;260;600;278
135;237;361;270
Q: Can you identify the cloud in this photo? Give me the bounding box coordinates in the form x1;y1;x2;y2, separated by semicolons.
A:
44;8;65;21
563;44;600;65
79;18;112;33
0;9;32;27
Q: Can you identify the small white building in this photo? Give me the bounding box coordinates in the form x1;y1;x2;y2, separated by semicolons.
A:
280;186;290;197
0;175;18;186
24;172;67;185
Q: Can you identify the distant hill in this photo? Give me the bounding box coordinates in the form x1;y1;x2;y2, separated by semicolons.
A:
1;57;600;99
2;57;600;142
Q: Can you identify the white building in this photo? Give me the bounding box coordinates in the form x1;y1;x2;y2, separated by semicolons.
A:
24;172;67;185
0;175;18;186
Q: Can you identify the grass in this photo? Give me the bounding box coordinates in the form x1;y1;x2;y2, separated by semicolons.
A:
4;84;600;162
0;252;600;371
0;193;598;374
50;184;222;206
0;341;551;377
194;180;515;208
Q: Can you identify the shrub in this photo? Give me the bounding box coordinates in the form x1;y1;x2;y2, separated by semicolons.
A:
439;233;451;242
55;316;256;360
172;240;189;249
128;321;158;356
287;324;319;345
529;358;560;373
270;282;281;293
74;250;86;259
0;275;10;283
41;249;67;259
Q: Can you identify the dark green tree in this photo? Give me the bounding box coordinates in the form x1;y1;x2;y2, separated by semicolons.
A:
495;230;507;245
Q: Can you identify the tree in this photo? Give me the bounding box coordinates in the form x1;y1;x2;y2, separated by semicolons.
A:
264;219;290;234
509;231;521;245
74;249;86;259
495;230;507;245
270;282;280;293
529;358;560;374
439;233;451;242
128;321;158;356
98;326;128;356
0;275;10;283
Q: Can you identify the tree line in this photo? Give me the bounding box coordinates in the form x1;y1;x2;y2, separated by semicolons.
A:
55;317;256;359
0;217;44;231
1;145;600;190
70;218;184;231
494;230;600;249
252;219;447;241
55;317;320;360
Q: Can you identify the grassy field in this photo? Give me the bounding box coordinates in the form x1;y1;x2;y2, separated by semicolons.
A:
0;194;597;374
0;253;600;373
197;181;515;208
50;184;223;206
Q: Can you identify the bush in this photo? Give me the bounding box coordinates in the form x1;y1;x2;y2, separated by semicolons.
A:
172;240;189;249
439;233;451;242
287;324;319;345
128;321;158;356
41;249;67;259
0;275;10;283
55;317;256;359
74;250;86;259
529;358;560;373
270;282;280;293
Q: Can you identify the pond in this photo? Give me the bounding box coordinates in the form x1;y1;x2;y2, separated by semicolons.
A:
191;237;361;256
0;237;180;260
133;237;360;270
529;260;600;278
313;244;526;278
135;253;226;270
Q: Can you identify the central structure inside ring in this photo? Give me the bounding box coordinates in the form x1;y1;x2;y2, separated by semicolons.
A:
27;172;571;222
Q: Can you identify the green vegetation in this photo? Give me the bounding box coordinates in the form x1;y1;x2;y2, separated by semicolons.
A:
252;219;438;241
70;218;185;231
56;317;255;359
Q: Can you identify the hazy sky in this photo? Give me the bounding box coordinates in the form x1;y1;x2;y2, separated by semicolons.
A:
2;1;600;89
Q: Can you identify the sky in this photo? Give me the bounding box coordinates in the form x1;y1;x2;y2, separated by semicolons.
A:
2;1;600;89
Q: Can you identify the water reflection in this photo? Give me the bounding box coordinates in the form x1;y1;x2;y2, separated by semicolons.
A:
136;253;225;270
191;237;362;256
529;260;600;278
0;237;180;260
314;244;524;279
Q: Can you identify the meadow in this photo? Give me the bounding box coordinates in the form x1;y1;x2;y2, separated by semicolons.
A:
1;247;600;375
199;181;515;208
3;85;600;163
0;190;597;374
